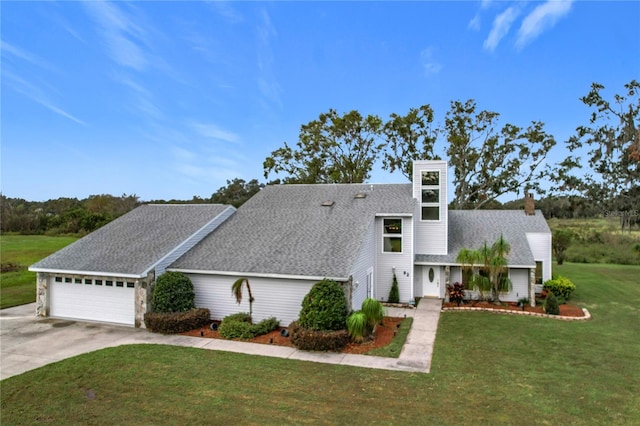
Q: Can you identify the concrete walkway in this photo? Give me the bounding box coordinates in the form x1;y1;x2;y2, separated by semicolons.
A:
1;300;441;380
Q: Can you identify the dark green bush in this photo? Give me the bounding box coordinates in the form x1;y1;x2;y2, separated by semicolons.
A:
388;273;400;303
289;321;350;352
299;279;348;331
218;313;280;340
152;271;195;313
544;292;560;315
543;276;576;300
144;308;210;334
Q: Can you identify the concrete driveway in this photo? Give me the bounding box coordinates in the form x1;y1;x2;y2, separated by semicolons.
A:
0;303;211;380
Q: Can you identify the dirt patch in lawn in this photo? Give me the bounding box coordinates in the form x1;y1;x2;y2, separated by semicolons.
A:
181;316;405;354
442;301;585;317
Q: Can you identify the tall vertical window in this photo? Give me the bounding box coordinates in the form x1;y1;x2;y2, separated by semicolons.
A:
535;261;543;284
421;171;440;221
383;218;402;253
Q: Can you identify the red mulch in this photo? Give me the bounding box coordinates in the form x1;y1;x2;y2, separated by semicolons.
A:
442;300;585;317
181;316;404;354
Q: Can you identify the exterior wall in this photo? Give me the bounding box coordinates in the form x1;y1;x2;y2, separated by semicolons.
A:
135;270;154;328
375;216;413;303
526;232;552;282
188;274;317;326
154;206;235;276
349;219;375;310
450;266;462;285
502;268;530;302
412;160;448;255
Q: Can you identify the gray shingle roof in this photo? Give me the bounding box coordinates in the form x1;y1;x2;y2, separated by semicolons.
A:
415;209;550;266
31;204;232;276
171;183;414;278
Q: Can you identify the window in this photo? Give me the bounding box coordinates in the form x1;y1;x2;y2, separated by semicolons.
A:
95;280;103;286
84;279;92;285
535;261;543;284
64;277;72;283
55;276;63;283
74;278;82;284
105;280;113;287
126;282;135;288
421;171;440;221
461;267;473;287
383;218;402;253
116;281;124;287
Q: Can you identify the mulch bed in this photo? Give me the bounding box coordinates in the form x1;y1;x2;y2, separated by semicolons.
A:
181;316;404;354
442;300;585;317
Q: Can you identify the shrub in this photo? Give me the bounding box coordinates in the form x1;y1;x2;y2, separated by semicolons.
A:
347;311;368;343
144;308;210;334
152;271;195;313
299;279;348;331
361;298;385;329
447;282;465;306
289;321;350;351
544;292;560;315
517;297;530;311
388;273;400;303
218;313;280;340
543;276;576;300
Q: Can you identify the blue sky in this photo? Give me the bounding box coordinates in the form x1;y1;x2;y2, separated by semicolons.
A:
2;1;639;202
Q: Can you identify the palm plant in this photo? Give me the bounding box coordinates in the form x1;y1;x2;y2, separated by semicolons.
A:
231;277;255;322
489;235;512;303
347;311;368;343
456;247;480;298
361;298;385;331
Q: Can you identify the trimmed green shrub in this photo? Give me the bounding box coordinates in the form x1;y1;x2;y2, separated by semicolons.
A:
544;292;560;315
152;271;195;313
289;321;350;352
517;297;530;311
388;273;400;303
347;311;368;343
144;308;210;334
447;282;466;306
361;298;385;329
544;276;576;300
218;313;280;340
299;279;348;331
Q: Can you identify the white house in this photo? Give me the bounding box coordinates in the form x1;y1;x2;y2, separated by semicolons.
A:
30;160;552;327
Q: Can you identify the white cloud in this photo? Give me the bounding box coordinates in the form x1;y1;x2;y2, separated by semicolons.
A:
483;6;519;51
188;121;240;143
420;47;442;76
516;0;573;49
256;8;282;108
468;14;481;31
83;2;147;71
0;40;57;72
208;1;243;24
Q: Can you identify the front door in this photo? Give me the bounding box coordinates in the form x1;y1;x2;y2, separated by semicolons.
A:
423;266;440;297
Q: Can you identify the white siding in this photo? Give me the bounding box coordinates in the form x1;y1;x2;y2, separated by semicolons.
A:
526;232;552;281
189;274;316;326
350;219;375;310
375;216;413;303
501;268;530;302
50;277;135;325
413;161;448;255
154;206;235;276
450;266;462;285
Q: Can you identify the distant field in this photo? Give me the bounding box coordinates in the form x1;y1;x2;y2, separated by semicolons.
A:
547;217;640;265
0;235;78;309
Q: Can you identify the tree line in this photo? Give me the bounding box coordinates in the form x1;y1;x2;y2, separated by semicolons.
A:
2;80;637;234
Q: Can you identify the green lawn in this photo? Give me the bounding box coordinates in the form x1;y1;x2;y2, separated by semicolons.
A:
2;263;638;424
0;235;77;308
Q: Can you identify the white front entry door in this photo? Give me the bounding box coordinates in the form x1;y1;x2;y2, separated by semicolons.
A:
423;266;440;297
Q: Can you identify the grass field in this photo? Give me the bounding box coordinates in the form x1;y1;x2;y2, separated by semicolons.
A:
1;263;638;425
0;235;77;308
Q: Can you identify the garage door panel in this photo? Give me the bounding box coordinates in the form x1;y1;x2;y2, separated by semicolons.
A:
50;279;134;325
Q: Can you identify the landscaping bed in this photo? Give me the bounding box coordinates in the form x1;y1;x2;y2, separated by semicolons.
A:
442;300;585;317
181;316;405;355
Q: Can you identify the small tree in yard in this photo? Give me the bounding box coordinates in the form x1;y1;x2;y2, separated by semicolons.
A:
388;273;400;303
552;229;573;265
457;235;512;303
299;279;349;331
152;271;195;313
231;278;255;322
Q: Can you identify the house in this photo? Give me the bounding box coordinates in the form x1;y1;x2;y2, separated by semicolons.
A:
30;161;552;327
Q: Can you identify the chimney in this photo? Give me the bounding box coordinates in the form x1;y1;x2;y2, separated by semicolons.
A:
524;193;535;216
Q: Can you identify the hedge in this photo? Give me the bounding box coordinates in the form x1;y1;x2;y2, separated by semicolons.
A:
289;321;350;352
144;308;210;334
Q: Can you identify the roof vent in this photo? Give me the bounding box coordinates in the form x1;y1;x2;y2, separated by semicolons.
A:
321;200;335;207
354;193;367;199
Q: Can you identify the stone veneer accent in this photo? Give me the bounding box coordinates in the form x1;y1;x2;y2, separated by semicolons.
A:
442;306;591;321
135;270;155;328
35;272;49;317
529;267;536;307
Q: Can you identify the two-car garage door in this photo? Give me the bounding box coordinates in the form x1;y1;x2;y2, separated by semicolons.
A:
50;277;135;325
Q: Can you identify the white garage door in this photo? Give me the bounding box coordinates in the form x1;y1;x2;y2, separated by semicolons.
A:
50;277;135;325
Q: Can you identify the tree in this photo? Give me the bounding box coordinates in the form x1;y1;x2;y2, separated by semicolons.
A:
459;236;512;303
263;109;384;184
210;178;264;208
552;229;573;265
556;80;640;232
445;100;556;209
381;105;440;180
231;277;255;322
388;273;400;303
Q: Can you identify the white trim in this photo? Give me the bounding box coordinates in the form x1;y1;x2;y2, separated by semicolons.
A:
414;261;536;268
28;268;143;279
375;213;413;217
382;217;403;254
168;268;348;282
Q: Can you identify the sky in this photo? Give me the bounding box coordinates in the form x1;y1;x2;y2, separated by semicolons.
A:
1;1;639;202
